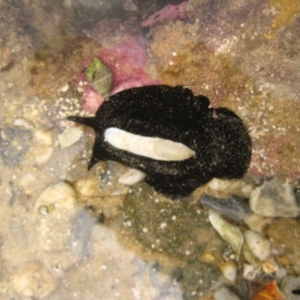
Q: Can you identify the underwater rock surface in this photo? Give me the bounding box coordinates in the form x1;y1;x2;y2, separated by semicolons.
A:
68;85;251;197
0;126;32;167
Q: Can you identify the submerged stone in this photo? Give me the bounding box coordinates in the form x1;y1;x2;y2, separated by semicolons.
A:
249;177;298;218
0;126;32;166
200;194;251;221
123;181;223;260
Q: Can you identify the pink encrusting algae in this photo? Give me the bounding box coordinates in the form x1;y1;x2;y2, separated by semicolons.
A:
77;36;160;114
141;2;188;28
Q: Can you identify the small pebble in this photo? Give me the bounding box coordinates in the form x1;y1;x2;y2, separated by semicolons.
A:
244;213;273;233
98;161;126;190
242;263;261;280
249;177;298;218
200;194;250;221
60;83;69;92
214;286;241;300
14;118;33;129
244;230;271;261
207;178;239;192
118;168;145;185
75;176;102;198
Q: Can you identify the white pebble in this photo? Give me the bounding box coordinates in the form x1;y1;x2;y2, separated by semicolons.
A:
160;223;167;229
118;168;145;185
60;83;69;92
207;178;238;192
14;118;33;129
244;230;271;261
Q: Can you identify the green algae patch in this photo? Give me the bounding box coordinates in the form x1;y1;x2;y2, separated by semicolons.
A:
123;182;224;261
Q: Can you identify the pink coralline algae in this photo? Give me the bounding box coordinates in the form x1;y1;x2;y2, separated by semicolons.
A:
77;36;160;114
249;135;300;180
141;2;188;28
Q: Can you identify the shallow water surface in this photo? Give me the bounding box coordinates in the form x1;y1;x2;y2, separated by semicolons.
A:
0;1;300;299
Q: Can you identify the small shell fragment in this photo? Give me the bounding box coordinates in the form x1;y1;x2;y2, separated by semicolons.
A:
251;280;286;300
262;258;278;274
208;209;244;258
242;243;259;266
104;127;195;161
220;260;237;283
243;263;261;281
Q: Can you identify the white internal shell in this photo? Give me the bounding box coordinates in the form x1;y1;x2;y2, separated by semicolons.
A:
104;127;195;161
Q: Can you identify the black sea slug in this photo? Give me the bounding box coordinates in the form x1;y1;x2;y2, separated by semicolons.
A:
68;85;251;197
